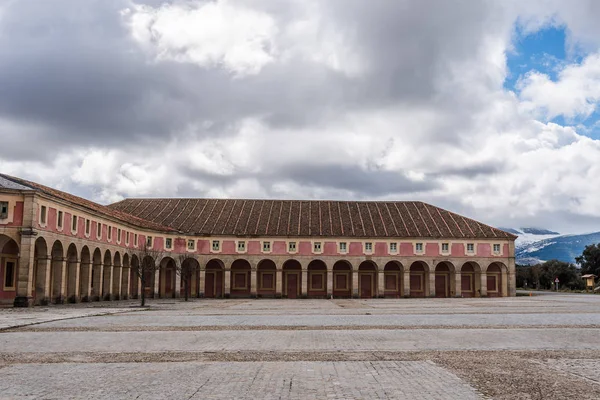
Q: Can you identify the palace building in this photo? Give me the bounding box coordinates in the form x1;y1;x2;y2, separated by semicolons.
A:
0;173;517;307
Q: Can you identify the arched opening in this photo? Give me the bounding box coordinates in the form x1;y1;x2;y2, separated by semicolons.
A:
409;261;429;298
180;257;199;300
434;261;455;298
33;237;49;305
358;261;377;298
102;250;112;300
282;260;301;299
112;252;122;300
121;254;130;300
159;257;176;298
50;240;65;303
66;243;79;303
91;248;102;301
230;259;251;297
460;262;481;298
129;254;140;299
141;255;156;298
79;246;91;301
487;263;506;297
205;259;224;298
0;234;20;305
307;260;327;298
383;261;402;298
332;260;352;298
257;259;277;297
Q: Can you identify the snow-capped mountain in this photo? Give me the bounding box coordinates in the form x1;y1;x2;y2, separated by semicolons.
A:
500;227;600;265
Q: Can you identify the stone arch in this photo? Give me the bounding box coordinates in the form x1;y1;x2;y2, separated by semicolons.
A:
0;234;20;305
383;261;403;298
180;257;200;299
358;260;377;298
112;252;122;300
159;256;177;298
129;254;140;299
79;246;91;301
307;259;327;298
141;255;157;298
282;259;301;299
205;258;224;298
66;243;79;302
102;249;112;300
230;259;251;297
33;236;49;304
409;261;430;298
486;262;508;297
460;261;481;298
50;240;65;303
332;260;352;298
91;248;102;300
257;259;277;297
434;261;455;298
121;253;130;300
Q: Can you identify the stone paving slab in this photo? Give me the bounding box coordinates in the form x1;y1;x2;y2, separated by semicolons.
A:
33;312;600;328
0;361;482;399
2;328;599;353
544;359;600;385
0;308;134;330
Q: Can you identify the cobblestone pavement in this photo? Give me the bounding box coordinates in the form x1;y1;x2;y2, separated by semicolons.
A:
0;361;482;399
2;294;600;399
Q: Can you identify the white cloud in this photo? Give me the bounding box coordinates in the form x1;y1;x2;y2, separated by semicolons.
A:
517;53;600;120
126;0;277;76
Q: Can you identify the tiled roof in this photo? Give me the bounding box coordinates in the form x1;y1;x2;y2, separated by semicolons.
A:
109;198;517;239
0;174;174;232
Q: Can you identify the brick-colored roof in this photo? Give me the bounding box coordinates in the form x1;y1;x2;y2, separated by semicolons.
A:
109;198;517;239
0;174;174;232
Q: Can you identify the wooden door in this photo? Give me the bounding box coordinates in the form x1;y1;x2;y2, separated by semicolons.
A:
410;273;424;297
286;272;298;298
205;271;215;298
487;275;499;297
360;274;372;298
461;274;474;297
435;274;448;298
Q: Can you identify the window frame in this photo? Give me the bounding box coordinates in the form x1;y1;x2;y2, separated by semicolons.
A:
107;225;112;242
466;243;475;254
364;242;373;253
146;236;153;248
415;242;424;253
85;219;91;237
187;239;196;252
262;241;271;253
117;228;122;244
441;242;450;254
313;241;322;253
134;233;139;248
0;201;8;219
165;237;173;250
389;242;398;253
288;241;297;253
237;240;246;253
71;215;78;234
96;222;102;239
339;242;347;253
57;210;64;230
211;240;221;252
493;243;501;254
39;205;47;225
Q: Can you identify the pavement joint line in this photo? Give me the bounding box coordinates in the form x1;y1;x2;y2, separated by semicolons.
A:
0;307;148;332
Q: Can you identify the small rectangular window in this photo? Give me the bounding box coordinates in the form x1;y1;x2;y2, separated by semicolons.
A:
126;232;130;245
85;219;91;235
442;243;449;252
493;244;501;253
314;242;322;252
107;225;112;241
4;260;15;288
40;205;47;224
96;222;102;238
187;239;195;250
117;228;122;242
365;242;373;252
71;215;78;231
415;243;424;252
339;242;347;252
0;201;8;219
389;242;397;252
165;238;173;249
146;236;153;247
212;240;220;251
263;241;271;252
238;241;246;251
467;243;475;253
57;211;63;228
134;233;138;247
288;242;296;252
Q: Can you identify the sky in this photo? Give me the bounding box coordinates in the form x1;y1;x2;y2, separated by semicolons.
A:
1;0;600;234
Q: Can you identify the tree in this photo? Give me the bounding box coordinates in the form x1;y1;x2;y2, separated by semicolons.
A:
176;254;199;301
133;243;164;307
576;243;600;277
516;260;584;290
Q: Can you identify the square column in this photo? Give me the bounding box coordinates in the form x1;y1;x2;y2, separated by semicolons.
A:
403;270;410;297
80;262;92;299
276;269;283;296
250;269;257;296
103;265;113;299
377;271;385;298
479;272;488;297
301;269;308;296
175;270;182;298
454;272;462;298
428;272;436;297
199;268;205;297
352;270;359;297
153;269;160;298
224;269;231;295
326;269;333;297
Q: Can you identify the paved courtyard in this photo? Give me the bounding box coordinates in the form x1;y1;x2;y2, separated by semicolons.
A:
2;294;600;399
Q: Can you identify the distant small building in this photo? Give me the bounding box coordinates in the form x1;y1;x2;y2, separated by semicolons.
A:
582;274;597;292
0;173;517;306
